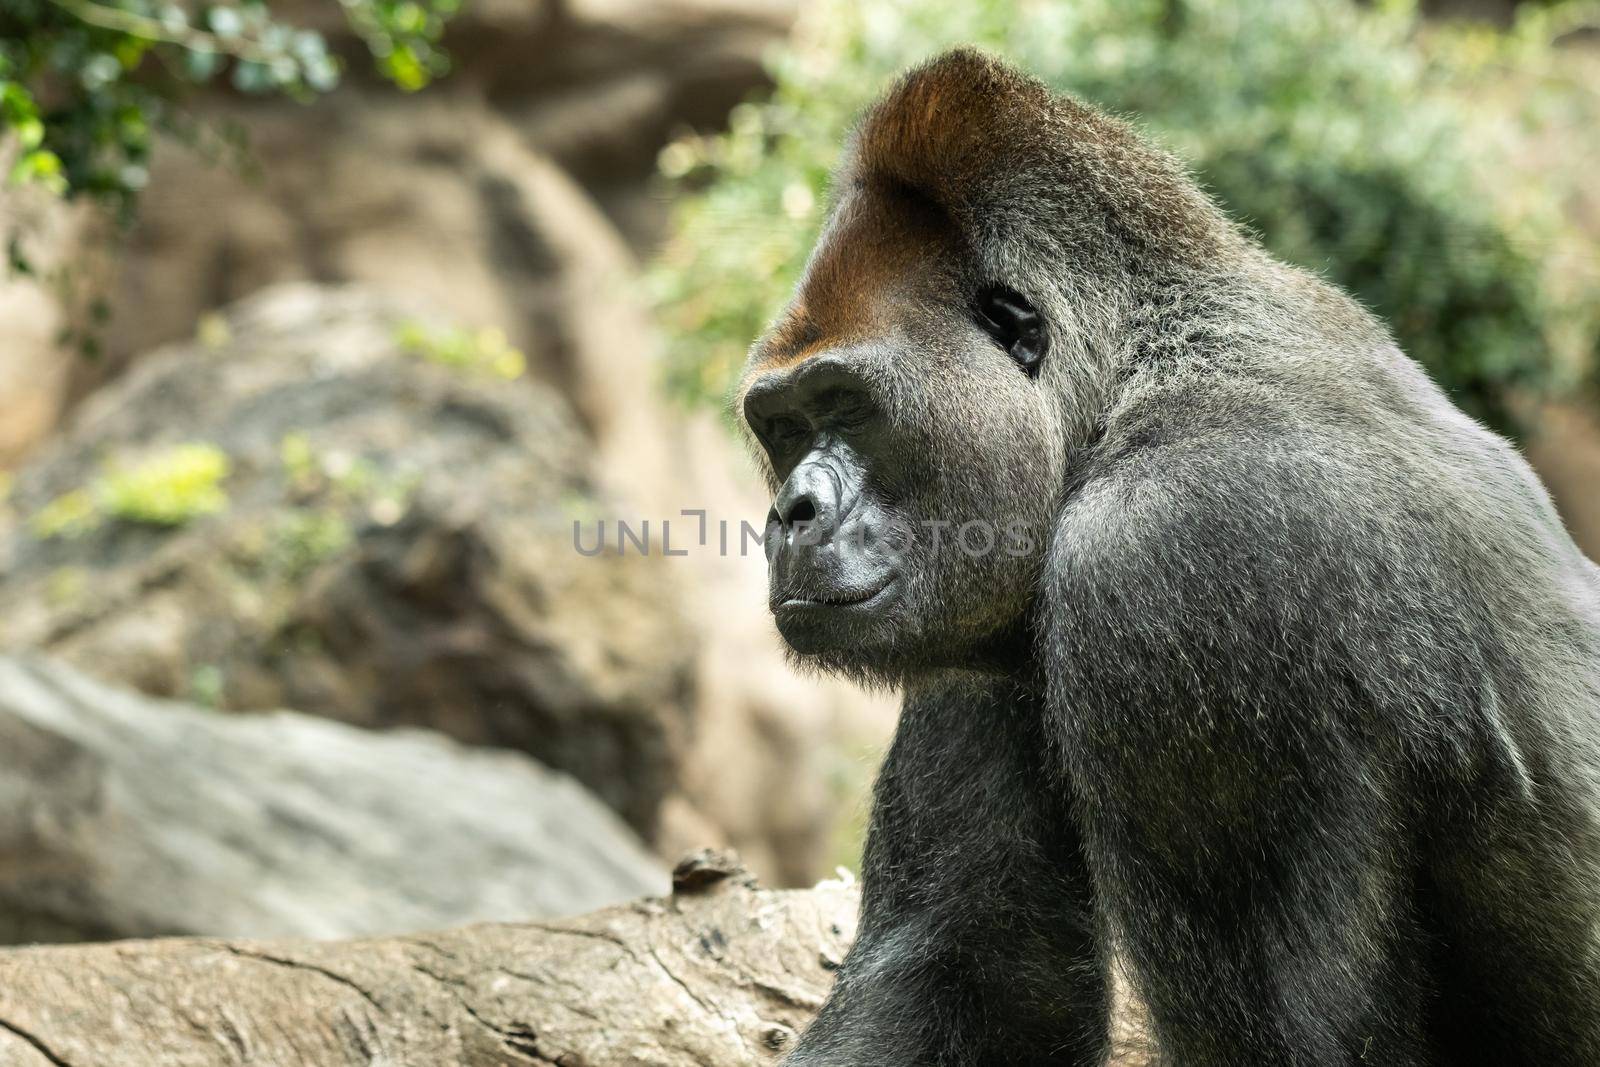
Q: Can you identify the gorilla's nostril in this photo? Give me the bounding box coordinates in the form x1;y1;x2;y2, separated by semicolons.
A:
784;496;818;528
772;460;838;535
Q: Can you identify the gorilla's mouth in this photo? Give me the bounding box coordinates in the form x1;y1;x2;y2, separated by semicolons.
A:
772;576;899;655
776;576;897;613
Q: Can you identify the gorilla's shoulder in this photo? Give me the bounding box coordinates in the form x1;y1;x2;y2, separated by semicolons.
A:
1057;420;1354;572
1053;362;1578;618
1054;378;1465;588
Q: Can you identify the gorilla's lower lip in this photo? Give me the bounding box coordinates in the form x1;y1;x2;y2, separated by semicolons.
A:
772;578;900;655
776;578;897;612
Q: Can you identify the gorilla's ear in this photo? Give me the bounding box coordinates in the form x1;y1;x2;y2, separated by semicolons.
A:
849;47;1053;213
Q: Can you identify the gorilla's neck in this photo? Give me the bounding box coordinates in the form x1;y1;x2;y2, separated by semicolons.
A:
908;611;1042;690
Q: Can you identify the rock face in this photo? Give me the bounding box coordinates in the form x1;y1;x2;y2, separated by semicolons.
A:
9;1;797;464
0;285;694;839
0;654;667;943
0;854;858;1067
102;106;640;438
75;0;796;403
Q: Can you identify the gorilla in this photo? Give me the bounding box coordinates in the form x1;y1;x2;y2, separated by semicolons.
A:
737;48;1600;1066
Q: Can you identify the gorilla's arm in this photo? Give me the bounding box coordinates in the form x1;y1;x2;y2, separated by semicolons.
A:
1040;424;1503;1065
784;678;1108;1067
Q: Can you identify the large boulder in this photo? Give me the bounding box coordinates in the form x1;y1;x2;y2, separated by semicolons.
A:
0;284;694;839
97;107;640;429
0;655;666;943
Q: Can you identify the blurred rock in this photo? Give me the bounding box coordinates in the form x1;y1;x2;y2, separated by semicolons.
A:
0;278;69;470
1525;400;1600;560
0;284;694;839
94;106;650;436
69;0;796;406
0;654;667;943
0;190;96;469
270;0;791;212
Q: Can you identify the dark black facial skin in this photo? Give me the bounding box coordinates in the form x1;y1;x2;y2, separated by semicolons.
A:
747;48;1600;1067
745;292;1049;669
745;359;902;655
741;180;1065;683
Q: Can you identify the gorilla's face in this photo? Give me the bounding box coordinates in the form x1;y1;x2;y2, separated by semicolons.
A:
740;183;1067;680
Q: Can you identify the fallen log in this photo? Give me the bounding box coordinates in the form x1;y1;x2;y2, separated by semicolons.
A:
0;852;857;1067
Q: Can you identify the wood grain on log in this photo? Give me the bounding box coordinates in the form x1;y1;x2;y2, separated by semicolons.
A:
0;856;857;1067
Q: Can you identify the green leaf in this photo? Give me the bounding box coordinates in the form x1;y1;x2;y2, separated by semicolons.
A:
9;148;66;193
80;53;122;90
207;5;245;38
12;116;44;149
186;47;222;80
381;45;429;92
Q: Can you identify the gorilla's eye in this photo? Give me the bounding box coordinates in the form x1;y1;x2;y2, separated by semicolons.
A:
973;284;1047;377
817;389;876;431
764;416;809;452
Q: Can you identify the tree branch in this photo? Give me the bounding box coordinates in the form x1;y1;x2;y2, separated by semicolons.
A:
46;0;283;66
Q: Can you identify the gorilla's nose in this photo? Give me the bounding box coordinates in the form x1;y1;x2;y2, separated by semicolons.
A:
770;461;841;542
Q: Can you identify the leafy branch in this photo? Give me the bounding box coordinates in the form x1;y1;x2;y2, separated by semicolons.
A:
43;0;285;66
0;0;461;243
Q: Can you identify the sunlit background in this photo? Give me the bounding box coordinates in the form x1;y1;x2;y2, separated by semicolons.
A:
0;0;1596;949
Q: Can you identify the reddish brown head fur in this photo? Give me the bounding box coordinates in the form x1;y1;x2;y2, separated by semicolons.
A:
747;48;1232;375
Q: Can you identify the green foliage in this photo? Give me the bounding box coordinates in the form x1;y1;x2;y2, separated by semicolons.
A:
100;441;231;524
346;0;459;91
30;488;99;539
32;441;231;538
187;662;224;707
652;0;1599;435
278;431;417;523
0;0;459;241
396;319;528;380
263;507;352;579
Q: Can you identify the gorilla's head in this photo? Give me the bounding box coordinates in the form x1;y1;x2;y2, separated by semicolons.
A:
737;49;1234;682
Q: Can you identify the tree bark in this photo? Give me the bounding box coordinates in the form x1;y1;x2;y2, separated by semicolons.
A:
0;852;856;1067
